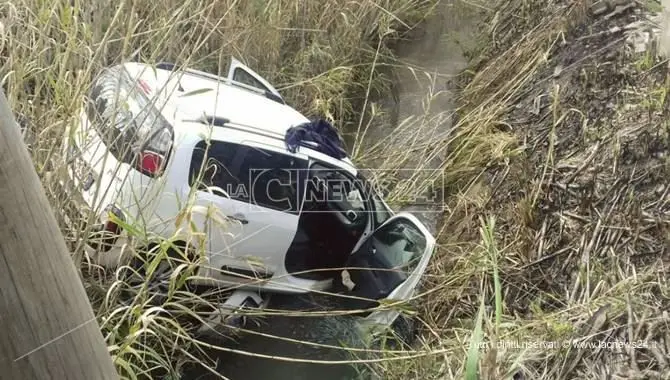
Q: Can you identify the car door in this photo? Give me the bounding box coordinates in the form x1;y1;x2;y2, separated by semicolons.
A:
227;57;284;103
340;213;436;326
188;138;306;282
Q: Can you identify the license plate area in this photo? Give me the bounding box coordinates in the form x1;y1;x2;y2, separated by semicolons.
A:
69;146;97;192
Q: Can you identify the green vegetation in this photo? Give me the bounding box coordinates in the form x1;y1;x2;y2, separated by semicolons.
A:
2;0;440;377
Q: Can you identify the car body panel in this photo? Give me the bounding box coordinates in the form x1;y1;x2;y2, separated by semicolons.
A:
60;58;437;330
227;57;284;102
123;62;301;137
358;212;436;328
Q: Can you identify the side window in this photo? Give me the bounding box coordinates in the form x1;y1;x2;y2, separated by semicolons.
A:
189;141;307;213
356;174;392;227
371;191;392;226
189;140;241;196
227;57;284;103
372;219;426;274
232;68;268;93
236;146;307;214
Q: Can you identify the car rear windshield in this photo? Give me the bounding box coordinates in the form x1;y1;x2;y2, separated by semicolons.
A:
85;66;173;171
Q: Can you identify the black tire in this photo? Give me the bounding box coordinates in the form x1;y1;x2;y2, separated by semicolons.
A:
391;314;417;347
119;242;197;306
373;314;417;350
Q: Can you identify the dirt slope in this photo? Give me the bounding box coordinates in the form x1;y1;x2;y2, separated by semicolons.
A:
406;0;670;378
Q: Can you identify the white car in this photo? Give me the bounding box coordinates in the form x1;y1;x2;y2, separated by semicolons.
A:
59;58;436;331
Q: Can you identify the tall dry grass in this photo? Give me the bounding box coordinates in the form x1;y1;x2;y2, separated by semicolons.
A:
362;0;670;379
0;0;439;377
6;0;667;378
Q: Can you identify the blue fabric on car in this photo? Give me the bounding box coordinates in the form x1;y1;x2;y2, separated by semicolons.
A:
284;119;348;160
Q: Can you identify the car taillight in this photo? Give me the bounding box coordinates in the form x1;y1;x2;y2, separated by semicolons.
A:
135;126;171;177
103;218;120;235
138;79;152;96
90;205;125;252
138;150;164;176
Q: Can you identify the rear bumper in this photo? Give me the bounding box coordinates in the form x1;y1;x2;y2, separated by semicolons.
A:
50;166;130;268
48;165;90;224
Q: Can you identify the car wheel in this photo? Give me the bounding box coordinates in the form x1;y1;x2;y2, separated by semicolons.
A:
120;242;194;306
387;314;417;349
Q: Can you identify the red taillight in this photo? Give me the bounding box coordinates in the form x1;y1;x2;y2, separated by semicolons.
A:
138;151;164;176
90;205;124;252
103;219;120;235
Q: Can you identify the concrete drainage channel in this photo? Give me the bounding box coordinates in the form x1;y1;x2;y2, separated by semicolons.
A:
183;2;479;379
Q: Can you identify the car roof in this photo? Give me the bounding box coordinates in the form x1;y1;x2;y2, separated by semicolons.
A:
123;62;309;136
183;120;359;176
122;62;358;175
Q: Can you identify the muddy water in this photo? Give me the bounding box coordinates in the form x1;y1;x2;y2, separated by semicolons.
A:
183;2;478;379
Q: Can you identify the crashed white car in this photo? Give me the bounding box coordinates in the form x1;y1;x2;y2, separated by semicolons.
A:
59;58;436;331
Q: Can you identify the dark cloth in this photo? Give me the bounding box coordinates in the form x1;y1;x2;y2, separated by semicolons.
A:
285;119;348;159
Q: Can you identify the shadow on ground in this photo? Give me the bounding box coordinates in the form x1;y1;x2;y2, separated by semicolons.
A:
183;294;362;380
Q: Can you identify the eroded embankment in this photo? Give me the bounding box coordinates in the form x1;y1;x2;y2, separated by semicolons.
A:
368;0;670;378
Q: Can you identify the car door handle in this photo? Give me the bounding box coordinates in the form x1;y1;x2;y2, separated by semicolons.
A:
202;185;230;198
228;213;248;225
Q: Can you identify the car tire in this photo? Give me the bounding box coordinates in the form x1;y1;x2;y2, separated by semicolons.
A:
387;314;418;349
120;242;194;305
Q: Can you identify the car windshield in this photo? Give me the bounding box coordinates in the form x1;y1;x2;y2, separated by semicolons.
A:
370;218;426;274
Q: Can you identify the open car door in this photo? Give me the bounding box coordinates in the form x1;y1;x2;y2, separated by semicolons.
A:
227;57;284;103
341;212;436;327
